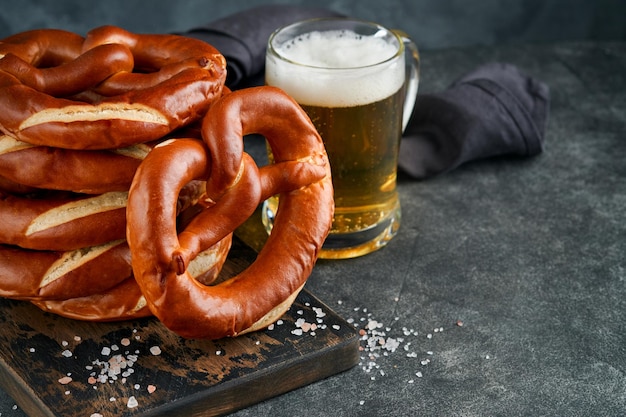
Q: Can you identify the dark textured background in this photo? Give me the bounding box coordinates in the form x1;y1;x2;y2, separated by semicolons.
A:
1;1;625;416
0;0;625;49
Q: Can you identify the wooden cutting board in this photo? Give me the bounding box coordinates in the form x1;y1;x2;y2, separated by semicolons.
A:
0;235;359;417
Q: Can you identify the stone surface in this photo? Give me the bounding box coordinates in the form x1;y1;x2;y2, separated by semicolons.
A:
0;2;625;416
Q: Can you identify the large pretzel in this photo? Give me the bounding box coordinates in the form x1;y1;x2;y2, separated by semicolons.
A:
0;26;226;150
126;87;333;339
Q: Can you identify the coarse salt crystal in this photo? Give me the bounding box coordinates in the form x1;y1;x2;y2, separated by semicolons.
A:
58;376;72;385
149;346;162;356
366;320;382;330
148;384;157;394
127;396;138;408
313;307;326;318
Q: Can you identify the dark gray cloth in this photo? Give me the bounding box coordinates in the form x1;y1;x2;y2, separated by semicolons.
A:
182;5;343;89
398;62;550;179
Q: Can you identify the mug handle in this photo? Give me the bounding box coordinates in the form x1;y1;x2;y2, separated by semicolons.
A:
393;30;420;132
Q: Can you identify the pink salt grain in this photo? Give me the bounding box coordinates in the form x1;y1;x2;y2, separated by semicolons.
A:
58;376;72;385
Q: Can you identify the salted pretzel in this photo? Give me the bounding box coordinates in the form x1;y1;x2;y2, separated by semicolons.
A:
0;25;226;150
127;87;333;339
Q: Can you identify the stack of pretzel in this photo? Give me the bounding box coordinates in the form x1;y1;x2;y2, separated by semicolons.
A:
0;26;334;339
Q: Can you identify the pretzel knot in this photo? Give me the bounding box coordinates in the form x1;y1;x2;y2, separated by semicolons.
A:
127;86;334;339
0;25;226;150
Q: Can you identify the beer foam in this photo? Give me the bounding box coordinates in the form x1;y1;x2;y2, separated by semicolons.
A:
277;30;395;68
267;30;404;107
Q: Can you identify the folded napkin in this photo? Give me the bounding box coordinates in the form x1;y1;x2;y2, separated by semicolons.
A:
183;7;550;179
398;62;550;179
182;5;344;89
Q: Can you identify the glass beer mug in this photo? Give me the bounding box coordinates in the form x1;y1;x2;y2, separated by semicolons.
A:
262;18;419;259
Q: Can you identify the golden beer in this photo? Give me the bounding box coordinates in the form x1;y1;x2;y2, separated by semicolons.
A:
301;88;404;233
264;18;419;258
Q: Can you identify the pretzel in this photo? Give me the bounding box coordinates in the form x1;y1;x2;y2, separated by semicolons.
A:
29;235;232;321
0;239;131;301
0;134;148;193
0;29;84;68
0;180;206;251
0;199;232;302
0;174;38;194
0;39;133;97
127;87;333;339
31;277;152;321
0;26;226;150
0;190;127;251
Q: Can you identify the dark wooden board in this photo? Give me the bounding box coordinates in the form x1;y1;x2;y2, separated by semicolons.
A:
0;236;359;416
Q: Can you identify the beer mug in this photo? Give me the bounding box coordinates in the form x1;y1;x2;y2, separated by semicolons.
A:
262;18;419;259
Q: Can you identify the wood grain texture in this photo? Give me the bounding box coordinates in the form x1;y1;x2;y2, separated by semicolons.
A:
0;237;359;416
